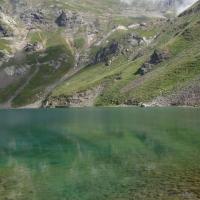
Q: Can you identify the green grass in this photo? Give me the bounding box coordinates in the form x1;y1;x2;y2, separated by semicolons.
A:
12;45;74;107
2;0;200;107
95;58;144;105
110;16;150;27
0;39;12;53
125;17;200;103
52;56;130;97
7;29;75;107
74;37;86;49
128;52;200;102
134;27;159;38
50;8;200;106
51;55;145;107
27;31;47;44
0;67;35;103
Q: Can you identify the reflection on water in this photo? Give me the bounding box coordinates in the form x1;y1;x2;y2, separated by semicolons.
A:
0;107;200;200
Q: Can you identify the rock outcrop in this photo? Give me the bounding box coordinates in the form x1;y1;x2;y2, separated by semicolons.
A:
149;49;170;64
127;33;145;47
0;24;13;37
24;42;41;53
149;77;200;107
20;9;46;26
4;65;31;76
137;49;170;75
44;86;103;108
94;41;120;65
93;32;149;66
55;10;84;29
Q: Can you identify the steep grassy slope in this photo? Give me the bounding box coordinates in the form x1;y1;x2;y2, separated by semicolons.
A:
48;1;200;107
125;2;200;105
11;31;75;107
0;28;75;106
0;0;159;108
0;0;199;108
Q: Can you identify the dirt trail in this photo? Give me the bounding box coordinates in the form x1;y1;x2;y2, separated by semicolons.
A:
0;66;39;109
95;25;128;46
16;65;86;109
45;65;86;96
4;25;30;53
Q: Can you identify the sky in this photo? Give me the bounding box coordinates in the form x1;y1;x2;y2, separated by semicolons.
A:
176;0;198;13
120;0;198;14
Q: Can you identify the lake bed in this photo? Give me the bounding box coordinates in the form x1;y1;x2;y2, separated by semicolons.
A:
0;107;200;200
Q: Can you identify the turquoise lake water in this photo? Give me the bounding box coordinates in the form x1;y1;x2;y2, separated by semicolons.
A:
0;107;200;200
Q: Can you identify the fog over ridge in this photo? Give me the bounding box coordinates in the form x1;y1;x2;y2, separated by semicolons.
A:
120;0;198;14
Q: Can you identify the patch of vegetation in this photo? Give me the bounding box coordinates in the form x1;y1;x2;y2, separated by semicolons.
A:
50;6;200;106
52;56;129;97
111;16;148;27
12;44;75;107
134;26;160;38
0;67;35;103
27;31;46;44
74;37;85;49
128;50;200;102
0;39;11;53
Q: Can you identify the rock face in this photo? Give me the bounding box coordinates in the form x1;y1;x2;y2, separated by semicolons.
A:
137;49;170;75
44;86;103;108
0;24;13;37
55;10;84;29
138;63;153;75
20;9;46;26
150;78;200;107
24;42;40;52
93;32;149;66
75;51;91;68
0;51;4;58
94;41;120;65
127;33;145;47
149;49;170;64
0;50;10;66
170;83;200;106
4;65;30;76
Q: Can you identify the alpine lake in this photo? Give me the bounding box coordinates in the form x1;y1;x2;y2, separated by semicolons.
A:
0;107;200;200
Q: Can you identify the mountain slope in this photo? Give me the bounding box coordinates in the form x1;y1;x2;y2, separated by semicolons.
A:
46;0;200;107
0;0;165;108
0;0;199;108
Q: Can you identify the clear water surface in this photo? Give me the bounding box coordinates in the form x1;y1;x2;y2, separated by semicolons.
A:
0;107;200;200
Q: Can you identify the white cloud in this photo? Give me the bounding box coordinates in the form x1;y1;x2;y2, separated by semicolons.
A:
120;0;198;14
176;0;198;14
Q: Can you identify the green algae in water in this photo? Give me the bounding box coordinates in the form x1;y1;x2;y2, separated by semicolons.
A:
0;107;200;200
